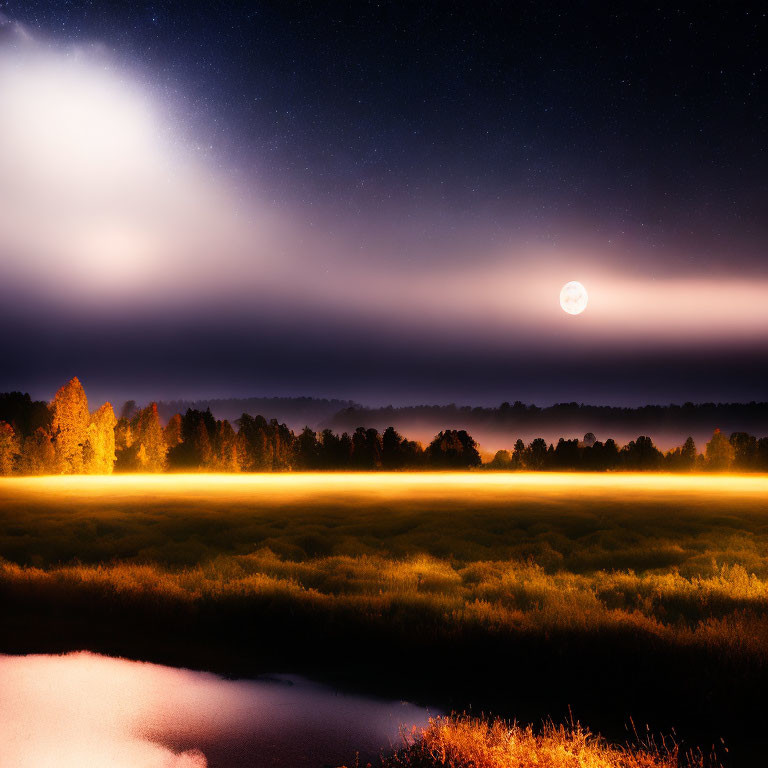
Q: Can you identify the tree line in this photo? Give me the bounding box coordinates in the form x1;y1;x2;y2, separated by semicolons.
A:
485;430;766;472
330;400;768;440
0;378;767;475
0;379;480;474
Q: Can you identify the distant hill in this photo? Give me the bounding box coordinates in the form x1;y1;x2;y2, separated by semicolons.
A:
156;397;768;453
325;401;768;452
156;396;359;432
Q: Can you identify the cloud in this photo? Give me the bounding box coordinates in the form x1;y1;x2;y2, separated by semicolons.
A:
0;26;278;308
0;16;765;355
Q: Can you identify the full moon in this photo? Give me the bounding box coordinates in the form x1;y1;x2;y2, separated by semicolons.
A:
559;281;588;315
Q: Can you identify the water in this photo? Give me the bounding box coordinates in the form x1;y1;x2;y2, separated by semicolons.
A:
0;652;435;768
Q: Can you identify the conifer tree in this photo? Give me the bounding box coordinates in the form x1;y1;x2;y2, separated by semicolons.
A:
680;436;697;471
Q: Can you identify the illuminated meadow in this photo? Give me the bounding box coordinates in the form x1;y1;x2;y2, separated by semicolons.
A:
1;471;767;762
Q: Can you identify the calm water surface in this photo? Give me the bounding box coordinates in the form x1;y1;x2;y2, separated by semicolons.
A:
0;652;435;768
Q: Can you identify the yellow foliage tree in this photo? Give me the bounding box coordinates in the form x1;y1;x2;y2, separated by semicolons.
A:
84;402;117;474
18;428;57;475
51;377;89;474
0;421;19;475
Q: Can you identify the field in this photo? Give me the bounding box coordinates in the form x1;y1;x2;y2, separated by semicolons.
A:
2;472;768;764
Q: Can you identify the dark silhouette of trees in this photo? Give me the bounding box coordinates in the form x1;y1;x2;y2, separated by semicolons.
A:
512;439;526;469
680;436;698;470
664;436;698;472
351;427;383;469
295;426;321;470
553;438;580;470
381;426;405;469
213;420;240;472
488;450;512;469
164;413;183;451
426;430;481;468
317;428;348;469
331;400;768;447
0;392;51;438
706;428;734;471
166;409;217;470
120;400;138;420
6;379;768;475
621;436;663;470
526;438;548;470
235;413;294;471
730;432;758;470
381;426;423;469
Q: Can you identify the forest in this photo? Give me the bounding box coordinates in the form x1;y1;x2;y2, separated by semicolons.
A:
1;378;768;475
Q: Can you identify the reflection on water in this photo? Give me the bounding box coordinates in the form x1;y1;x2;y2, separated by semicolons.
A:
0;652;434;768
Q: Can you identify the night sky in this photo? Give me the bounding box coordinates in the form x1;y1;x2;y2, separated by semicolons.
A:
0;2;765;406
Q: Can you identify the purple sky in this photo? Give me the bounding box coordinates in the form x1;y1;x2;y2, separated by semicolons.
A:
0;5;766;407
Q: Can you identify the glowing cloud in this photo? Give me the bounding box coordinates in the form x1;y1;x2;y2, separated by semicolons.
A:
0;16;766;358
0;28;274;305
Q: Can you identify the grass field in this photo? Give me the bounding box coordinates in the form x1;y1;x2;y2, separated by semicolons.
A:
2;472;768;764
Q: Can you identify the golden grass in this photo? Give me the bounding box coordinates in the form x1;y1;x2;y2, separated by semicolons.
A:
378;715;701;768
2;472;768;663
1;472;761;761
3;553;768;664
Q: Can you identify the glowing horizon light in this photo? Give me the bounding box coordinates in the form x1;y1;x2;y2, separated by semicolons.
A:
4;471;768;501
559;281;588;315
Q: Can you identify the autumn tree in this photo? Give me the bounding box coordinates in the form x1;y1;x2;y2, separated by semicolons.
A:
84;402;117;474
51;377;90;474
18;428;57;475
0;422;19;475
